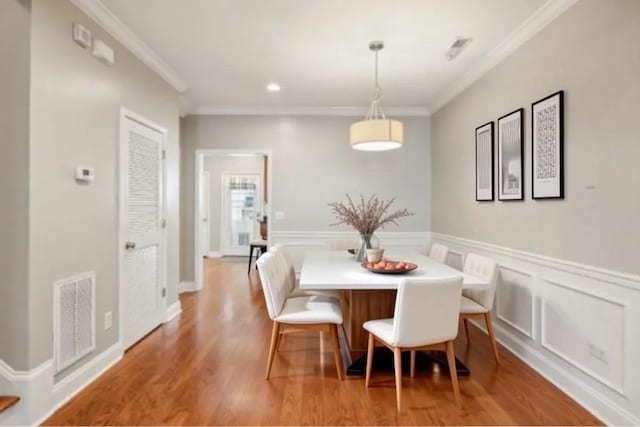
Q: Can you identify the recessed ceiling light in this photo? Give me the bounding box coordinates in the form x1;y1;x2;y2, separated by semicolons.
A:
266;83;281;92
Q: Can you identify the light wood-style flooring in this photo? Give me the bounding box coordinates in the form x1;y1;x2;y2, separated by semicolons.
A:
45;258;601;425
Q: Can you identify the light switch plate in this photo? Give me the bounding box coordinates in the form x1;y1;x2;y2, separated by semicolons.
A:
104;311;113;331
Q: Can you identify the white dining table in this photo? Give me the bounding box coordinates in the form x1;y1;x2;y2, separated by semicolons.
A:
299;249;483;376
299;249;488;290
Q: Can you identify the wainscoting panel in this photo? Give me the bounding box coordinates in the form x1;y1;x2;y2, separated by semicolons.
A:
497;266;534;339
542;279;626;395
431;232;640;426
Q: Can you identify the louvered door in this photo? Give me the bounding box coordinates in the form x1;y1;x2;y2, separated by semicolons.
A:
120;113;165;350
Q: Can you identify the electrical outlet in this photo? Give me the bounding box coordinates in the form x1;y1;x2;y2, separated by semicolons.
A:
104;311;113;331
588;343;608;364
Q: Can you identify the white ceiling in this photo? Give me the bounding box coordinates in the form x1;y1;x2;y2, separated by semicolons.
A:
92;0;570;114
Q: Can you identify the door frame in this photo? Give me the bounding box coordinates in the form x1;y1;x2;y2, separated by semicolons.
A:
194;149;273;291
118;107;168;349
201;171;211;257
220;171;263;256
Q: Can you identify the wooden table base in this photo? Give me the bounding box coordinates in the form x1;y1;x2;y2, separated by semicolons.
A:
346;348;470;376
340;289;470;377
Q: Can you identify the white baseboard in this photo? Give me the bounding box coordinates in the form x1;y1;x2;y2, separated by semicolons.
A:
432;232;640;425
206;251;222;258
0;342;123;426
179;281;197;293
165;300;182;322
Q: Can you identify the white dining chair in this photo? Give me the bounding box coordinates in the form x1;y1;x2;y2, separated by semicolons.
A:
363;277;463;412
270;244;341;300
428;243;450;264
324;238;357;251
257;252;344;380
459;253;500;363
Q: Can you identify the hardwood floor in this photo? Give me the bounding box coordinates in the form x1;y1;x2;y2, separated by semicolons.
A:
45;258;601;426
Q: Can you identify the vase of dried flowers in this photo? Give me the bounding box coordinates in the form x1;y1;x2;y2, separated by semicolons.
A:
329;194;414;262
356;233;379;262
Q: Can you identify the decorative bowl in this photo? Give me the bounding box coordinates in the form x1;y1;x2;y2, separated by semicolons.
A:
361;261;417;275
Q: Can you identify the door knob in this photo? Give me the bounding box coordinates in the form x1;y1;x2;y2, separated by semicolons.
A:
125;241;136;250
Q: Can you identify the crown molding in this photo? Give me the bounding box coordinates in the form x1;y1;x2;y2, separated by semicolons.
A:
69;0;189;93
191;105;430;117
429;0;579;113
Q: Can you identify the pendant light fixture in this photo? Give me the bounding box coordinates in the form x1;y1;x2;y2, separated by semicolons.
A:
350;41;403;151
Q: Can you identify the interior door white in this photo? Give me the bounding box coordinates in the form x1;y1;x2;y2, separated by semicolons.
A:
221;173;262;256
120;114;165;350
200;171;211;256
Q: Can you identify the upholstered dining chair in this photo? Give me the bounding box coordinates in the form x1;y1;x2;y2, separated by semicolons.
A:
429;243;450;264
257;252;344;380
270;244;342;300
459;253;500;363
363;277;463;412
324;238;357;251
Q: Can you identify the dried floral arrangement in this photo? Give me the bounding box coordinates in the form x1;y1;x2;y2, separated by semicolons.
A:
329;194;414;235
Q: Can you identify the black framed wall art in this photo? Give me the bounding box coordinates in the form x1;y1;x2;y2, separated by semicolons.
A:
532;90;564;199
475;121;494;201
497;108;524;201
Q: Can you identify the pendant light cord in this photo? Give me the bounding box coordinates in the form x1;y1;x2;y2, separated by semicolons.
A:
366;46;386;120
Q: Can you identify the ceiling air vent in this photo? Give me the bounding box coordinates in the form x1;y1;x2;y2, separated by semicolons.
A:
446;37;472;61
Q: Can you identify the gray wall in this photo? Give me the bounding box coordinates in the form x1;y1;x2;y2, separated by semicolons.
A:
25;1;181;371
181;115;431;280
203;155;265;253
0;0;31;370
431;0;640;275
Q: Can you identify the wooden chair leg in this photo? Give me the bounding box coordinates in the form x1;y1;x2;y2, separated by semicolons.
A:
247;246;254;274
463;318;470;343
265;321;280;379
329;324;344;381
484;312;500;364
445;341;461;408
365;333;374;387
393;347;403;413
410;350;416;378
275;327;283;352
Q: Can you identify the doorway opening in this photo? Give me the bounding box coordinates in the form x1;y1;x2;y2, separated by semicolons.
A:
194;150;272;291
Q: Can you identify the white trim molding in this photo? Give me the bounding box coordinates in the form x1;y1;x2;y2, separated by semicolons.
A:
179;281;197;294
69;0;188;92
165;300;182;322
206;251;223;259
431;232;640;426
193;105;430;117
0;343;123;426
429;0;579;113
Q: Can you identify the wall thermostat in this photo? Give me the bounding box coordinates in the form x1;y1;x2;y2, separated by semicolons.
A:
75;167;94;183
72;23;92;49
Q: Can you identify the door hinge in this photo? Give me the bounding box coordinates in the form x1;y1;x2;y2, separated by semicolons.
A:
162;150;166;160
162;288;166;298
161;219;166;229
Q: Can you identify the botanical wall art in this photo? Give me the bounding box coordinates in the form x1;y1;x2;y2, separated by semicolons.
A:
532;90;564;199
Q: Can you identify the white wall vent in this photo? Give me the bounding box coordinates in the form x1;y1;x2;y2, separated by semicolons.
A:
53;271;96;373
445;37;473;61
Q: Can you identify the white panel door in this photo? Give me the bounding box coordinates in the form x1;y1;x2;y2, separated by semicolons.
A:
120;114;165;350
221;173;262;256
